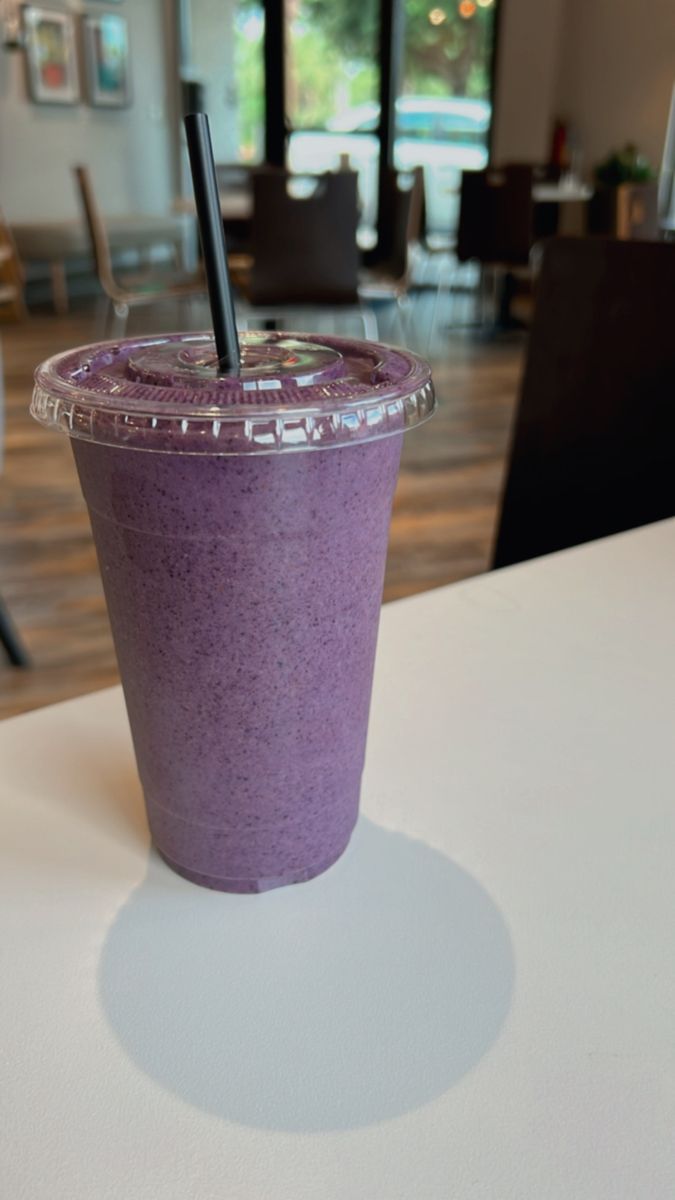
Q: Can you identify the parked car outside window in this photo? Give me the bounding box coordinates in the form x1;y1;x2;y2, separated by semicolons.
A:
288;96;491;234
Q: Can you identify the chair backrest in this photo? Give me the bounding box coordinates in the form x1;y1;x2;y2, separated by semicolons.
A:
73;165;117;297
250;170;359;305
492;237;675;569
457;165;534;266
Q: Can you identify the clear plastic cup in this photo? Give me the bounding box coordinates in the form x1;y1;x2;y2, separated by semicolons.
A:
32;331;435;891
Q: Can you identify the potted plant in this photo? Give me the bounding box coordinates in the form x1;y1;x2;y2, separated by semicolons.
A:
590;144;658;239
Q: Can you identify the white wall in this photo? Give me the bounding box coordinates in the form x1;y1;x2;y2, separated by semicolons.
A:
189;0;238;162
0;0;176;221
493;0;675;178
491;0;565;165
555;0;675;176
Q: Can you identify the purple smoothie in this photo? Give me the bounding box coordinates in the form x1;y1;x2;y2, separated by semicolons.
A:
32;332;434;892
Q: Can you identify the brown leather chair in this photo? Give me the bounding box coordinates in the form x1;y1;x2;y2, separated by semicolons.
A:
457;165;534;269
241;169;375;336
250;169;359;304
493;236;675;568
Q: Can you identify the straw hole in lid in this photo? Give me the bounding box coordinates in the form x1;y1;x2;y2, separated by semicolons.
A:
371;366;392;385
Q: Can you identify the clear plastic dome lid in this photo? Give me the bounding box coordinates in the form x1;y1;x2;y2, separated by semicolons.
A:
31;330;435;455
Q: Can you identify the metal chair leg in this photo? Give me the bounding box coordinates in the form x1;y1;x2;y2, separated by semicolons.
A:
393;297;409;346
112;302;130;339
360;305;379;340
100;298;114;339
95;295;109;338
427;258;456;355
0;594;30;668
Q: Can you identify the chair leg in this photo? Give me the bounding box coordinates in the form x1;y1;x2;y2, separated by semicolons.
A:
95;295;110;338
416;248;430;290
475;267;485;328
102;299;117;339
492;267;501;327
393;297;409;346
360;304;379;340
111;302;130;339
0;594;30;668
49;261;69;316
427;260;455;355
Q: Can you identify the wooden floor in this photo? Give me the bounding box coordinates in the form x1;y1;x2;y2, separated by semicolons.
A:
0;297;525;718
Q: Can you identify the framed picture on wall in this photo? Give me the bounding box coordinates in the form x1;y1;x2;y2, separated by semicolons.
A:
23;7;80;105
83;14;131;108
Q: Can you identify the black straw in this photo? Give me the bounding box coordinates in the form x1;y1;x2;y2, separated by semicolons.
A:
184;112;240;374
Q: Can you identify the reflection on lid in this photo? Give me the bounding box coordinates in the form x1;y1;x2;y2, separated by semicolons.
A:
55;331;421;409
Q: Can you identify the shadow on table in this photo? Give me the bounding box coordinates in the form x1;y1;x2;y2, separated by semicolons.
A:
98;818;514;1131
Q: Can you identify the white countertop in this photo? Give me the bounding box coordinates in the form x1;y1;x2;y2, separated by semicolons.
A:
2;520;675;1199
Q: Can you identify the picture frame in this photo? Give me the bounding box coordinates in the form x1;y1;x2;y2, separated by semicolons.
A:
23;6;80;106
82;13;131;108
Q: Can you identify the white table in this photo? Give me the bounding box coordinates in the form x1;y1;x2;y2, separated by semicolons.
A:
532;181;593;204
2;521;675;1199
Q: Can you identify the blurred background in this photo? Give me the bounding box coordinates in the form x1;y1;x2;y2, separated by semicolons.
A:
1;0;674;716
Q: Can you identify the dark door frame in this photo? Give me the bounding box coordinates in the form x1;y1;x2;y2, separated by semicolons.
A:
177;0;502;256
265;0;502;255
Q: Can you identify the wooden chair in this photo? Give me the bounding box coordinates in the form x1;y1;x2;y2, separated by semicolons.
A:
74;165;206;336
0;210;27;322
241;169;376;337
492;237;675;569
